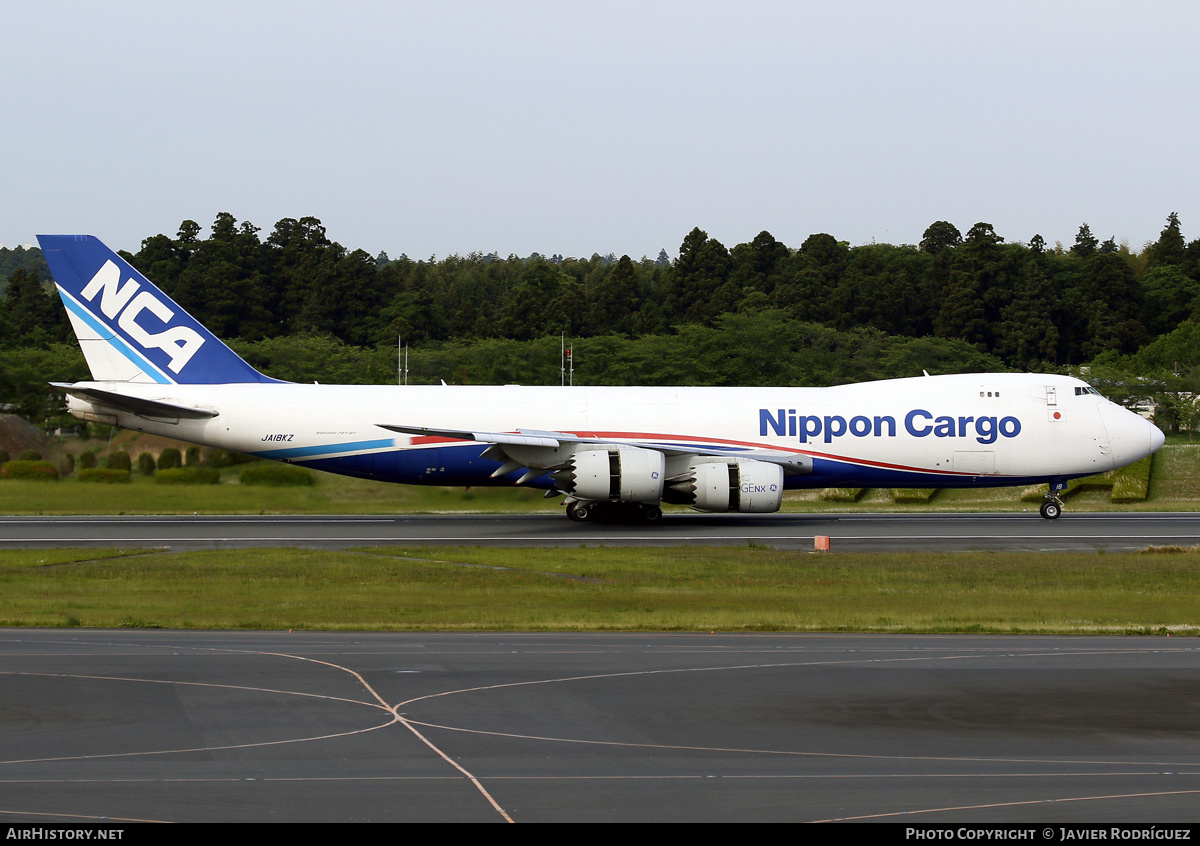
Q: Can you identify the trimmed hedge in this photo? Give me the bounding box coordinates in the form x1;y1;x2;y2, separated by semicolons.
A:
1;460;59;480
157;448;182;470
209;449;257;468
1111;455;1153;503
892;488;939;504
820;487;866;502
155;467;220;485
78;468;131;484
238;463;314;487
1021;455;1153;504
106;450;132;472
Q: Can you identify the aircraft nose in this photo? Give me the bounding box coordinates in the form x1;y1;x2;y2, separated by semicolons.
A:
1150;419;1166;453
1098;402;1165;468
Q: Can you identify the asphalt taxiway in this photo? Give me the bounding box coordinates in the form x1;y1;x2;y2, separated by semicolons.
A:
1;511;1198;552
2;630;1198;823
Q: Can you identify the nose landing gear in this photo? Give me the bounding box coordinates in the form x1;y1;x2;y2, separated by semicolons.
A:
1040;479;1067;520
1039;499;1062;520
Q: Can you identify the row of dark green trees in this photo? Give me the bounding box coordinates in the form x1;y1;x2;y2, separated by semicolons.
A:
3;212;1200;430
5;212;1199;363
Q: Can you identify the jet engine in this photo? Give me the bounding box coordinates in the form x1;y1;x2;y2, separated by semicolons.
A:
663;458;784;513
553;446;665;503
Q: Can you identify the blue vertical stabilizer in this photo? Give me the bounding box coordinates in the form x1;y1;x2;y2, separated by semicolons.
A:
37;234;277;384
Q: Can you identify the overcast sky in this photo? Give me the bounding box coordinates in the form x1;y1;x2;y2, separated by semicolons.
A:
5;1;1198;260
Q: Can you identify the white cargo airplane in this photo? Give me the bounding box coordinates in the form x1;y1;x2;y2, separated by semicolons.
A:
38;234;1164;523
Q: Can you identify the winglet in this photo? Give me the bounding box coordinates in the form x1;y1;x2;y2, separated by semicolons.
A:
37;234;277;385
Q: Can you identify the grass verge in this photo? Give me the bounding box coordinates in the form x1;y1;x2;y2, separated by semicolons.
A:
0;470;561;515
2;545;1197;634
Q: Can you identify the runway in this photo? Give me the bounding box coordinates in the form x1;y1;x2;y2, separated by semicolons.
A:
1;630;1198;823
1;511;1198;552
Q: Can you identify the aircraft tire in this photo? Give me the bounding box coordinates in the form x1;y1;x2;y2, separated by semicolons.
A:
641;505;663;523
570;502;596;522
1040;501;1062;520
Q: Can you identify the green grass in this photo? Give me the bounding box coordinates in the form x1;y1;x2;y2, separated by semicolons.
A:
1146;444;1200;502
1;545;1197;634
0;468;563;515
0;548;141;569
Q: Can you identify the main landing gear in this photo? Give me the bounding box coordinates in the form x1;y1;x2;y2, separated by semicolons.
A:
1039;480;1067;520
566;501;663;524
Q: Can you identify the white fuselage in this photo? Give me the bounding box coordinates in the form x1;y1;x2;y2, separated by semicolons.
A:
64;372;1162;491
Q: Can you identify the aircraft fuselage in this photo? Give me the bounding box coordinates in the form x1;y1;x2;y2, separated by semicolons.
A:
62;373;1160;492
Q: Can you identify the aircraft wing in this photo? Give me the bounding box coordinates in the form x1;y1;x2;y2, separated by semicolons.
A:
377;423;812;476
378;424;568;449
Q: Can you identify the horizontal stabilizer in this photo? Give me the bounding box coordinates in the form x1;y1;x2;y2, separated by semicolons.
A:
51;383;219;419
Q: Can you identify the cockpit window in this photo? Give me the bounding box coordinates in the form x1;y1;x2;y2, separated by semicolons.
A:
1074;386;1101;396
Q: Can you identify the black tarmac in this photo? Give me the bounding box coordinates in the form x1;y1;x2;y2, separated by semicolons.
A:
2;511;1200;552
2;631;1199;823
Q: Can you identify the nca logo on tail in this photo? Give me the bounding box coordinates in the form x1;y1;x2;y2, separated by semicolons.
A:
81;260;205;373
